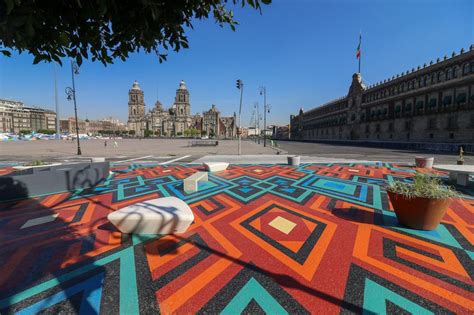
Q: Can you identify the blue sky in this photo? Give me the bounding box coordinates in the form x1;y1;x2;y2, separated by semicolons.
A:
0;0;472;126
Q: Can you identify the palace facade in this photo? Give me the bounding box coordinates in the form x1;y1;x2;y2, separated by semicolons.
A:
127;80;236;138
290;46;474;144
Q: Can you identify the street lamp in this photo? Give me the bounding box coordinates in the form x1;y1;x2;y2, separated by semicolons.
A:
65;60;82;155
236;79;244;155
259;86;271;147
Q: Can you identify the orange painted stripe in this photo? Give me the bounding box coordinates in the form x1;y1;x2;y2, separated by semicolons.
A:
353;225;474;308
161;258;233;313
396;246;469;278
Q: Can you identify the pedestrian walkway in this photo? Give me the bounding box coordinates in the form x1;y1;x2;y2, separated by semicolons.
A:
0;162;472;313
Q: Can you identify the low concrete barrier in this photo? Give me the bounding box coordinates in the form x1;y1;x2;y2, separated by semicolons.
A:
0;162;110;201
276;139;473;154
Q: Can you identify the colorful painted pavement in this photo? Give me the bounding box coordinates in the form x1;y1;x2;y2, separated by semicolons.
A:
0;163;473;314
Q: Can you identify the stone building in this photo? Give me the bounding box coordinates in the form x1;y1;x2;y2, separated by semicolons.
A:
127;80;236;138
0;99;57;133
290;46;474;145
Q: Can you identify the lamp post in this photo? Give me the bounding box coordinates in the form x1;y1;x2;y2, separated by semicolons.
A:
236;79;244;155
65;60;82;155
253;102;260;144
259;86;270;147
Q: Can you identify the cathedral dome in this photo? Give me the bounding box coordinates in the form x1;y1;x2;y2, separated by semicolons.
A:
132;80;141;90
178;80;187;90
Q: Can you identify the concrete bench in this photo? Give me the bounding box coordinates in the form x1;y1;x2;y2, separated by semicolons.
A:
107;197;194;234
189;140;218;146
204;162;229;172
184;171;208;193
434;164;474;186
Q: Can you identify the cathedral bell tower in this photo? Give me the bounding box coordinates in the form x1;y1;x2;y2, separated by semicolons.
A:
127;80;146;136
173;80;190;116
128;80;145;120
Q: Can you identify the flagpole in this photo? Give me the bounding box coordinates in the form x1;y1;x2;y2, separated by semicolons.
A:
358;32;361;74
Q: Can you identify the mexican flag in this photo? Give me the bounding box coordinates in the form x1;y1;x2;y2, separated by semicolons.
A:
356;33;361;59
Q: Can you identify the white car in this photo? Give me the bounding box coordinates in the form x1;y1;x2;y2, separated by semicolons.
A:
201;136;209;140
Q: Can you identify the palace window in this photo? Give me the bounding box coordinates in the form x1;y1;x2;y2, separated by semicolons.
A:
405;103;412;111
395;106;401;114
365;125;370;133
423;76;428;86
375;124;380;132
428;98;437;108
442;95;452;106
447;116;458;130
428;118;437;130
456;93;467;104
453;66;458;78
446;68;452;80
388;122;394;131
463;63;470;75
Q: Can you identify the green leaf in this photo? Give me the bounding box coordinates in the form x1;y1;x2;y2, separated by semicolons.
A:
1;50;12;57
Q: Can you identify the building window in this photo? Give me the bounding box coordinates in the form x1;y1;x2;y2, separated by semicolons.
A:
376;124;380;132
429;133;434;139
428;98;437;108
442;95;452;106
462;63;470;75
446;68;452;80
405;121;411;131
449;133;454;139
456;93;467;105
428;118;437;130
447;116;458;130
365;125;370;133
388;122;394;131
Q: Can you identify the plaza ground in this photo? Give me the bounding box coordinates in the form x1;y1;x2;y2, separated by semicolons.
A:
0;138;472;165
0;162;472;313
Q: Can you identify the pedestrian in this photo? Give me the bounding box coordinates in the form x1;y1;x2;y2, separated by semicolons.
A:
104;140;107;147
114;140;118;148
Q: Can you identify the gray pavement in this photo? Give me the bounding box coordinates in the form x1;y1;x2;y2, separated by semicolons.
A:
0;139;274;164
274;140;473;165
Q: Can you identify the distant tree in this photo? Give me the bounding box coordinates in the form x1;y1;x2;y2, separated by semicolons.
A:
19;129;31;135
114;130;121;136
128;130;135;136
176;131;183;136
154;130;160;136
0;0;271;66
144;129;153;137
37;129;55;135
201;130;207;136
163;131;168;136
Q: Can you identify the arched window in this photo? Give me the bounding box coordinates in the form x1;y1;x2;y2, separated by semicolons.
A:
423;76;428;86
462;63;469;75
431;74;436;84
453;66;458;78
180;108;184;115
446;68;452;80
437;71;442;82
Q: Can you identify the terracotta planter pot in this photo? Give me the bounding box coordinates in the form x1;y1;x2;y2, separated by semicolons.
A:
415;156;434;169
387;191;451;230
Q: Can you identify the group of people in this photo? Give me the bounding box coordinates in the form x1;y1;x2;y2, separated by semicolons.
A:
104;140;119;148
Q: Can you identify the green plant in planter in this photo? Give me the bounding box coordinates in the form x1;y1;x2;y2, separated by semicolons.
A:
24;160;48;166
386;173;459;199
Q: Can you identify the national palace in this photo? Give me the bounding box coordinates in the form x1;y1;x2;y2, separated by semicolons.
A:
290;46;474;144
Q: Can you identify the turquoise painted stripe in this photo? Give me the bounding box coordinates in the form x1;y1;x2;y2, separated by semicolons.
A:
363;278;433;315
221;278;288;315
119;248;139;315
16;272;104;315
0;249;126;309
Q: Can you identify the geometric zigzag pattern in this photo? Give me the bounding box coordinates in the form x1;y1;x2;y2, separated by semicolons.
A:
0;163;472;314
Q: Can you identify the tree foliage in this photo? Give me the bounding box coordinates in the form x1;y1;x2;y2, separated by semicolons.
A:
0;0;271;66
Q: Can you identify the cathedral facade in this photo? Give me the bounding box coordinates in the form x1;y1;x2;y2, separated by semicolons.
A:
127;80;236;138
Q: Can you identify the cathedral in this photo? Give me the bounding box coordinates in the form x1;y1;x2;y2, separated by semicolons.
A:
127;80;236;138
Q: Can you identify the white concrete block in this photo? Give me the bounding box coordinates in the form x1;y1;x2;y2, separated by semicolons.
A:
107;197;194;234
183;172;208;193
204;162;229;172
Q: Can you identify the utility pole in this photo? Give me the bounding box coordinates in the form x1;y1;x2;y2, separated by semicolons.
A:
236;79;244;155
53;63;60;140
259;86;270;147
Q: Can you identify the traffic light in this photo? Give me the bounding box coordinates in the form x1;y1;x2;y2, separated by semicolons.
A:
236;79;242;90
